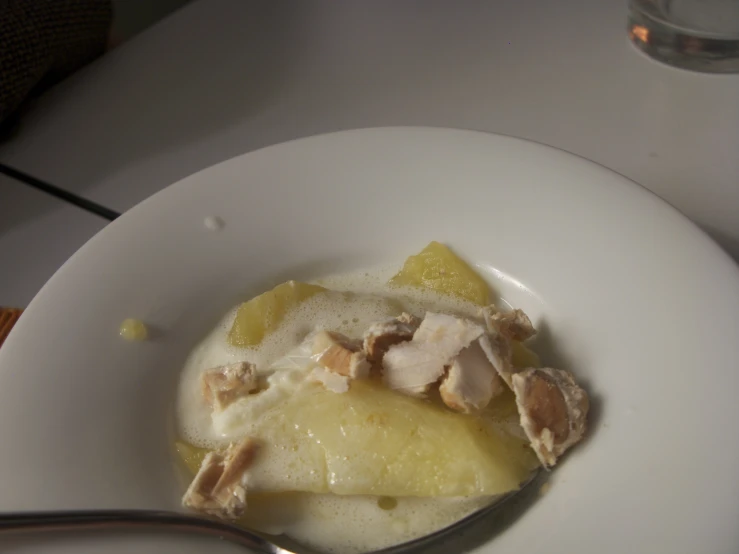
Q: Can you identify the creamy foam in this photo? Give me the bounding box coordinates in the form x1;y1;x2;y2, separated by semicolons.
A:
240;493;494;553
175;268;506;553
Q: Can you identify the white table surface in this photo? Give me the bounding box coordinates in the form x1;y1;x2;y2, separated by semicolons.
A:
0;0;737;309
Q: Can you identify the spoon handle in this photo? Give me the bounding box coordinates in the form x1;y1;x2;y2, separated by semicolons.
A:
0;510;290;553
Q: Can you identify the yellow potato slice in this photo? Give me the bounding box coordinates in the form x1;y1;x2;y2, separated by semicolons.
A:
228;281;327;347
295;383;534;497
175;440;209;475
177;382;538;497
511;341;541;369
389;242;491;305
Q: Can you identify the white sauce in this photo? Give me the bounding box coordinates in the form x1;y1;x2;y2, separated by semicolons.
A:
175;269;503;553
203;216;225;231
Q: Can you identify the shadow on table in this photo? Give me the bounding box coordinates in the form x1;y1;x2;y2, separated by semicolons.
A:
699;223;739;263
0;174;108;307
0;175;62;237
0;0;301;198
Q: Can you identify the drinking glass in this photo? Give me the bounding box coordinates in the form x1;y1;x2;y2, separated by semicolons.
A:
628;0;739;73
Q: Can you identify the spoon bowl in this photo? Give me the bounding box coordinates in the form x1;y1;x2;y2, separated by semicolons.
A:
0;472;542;554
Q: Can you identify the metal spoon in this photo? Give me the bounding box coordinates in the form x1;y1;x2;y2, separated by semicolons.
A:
0;474;540;553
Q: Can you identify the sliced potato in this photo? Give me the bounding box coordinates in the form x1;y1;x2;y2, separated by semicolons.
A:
175;440;210;475
179;381;538;497
228;281;326;347
511;341;541;369
389;242;491;306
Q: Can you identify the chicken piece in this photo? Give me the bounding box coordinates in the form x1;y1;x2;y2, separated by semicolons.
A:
397;312;420;325
202;362;258;411
182;438;258;519
312;330;370;379
309;367;350;393
486;308;537;342
381;343;448;396
511;368;589;468
363;312;421;364
383;313;485;396
412;312;485;348
479;307;525;389
439;339;506;413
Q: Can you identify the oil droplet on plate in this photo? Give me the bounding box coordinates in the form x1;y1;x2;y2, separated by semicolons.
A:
119;318;148;341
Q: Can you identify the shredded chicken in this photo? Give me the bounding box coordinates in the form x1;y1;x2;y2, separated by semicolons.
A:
312;330;370;379
439;339;506;413
383;313;485;396
381;343;446;396
485;308;537;342
308;367;350;393
477;335;514;394
480;310;520;388
397;312;421;326
363;312;420;364
412;312;485;349
182;438;258;519
511;367;589;468
202;362;258;411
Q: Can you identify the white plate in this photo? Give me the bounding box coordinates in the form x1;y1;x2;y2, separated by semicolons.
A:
1;128;738;554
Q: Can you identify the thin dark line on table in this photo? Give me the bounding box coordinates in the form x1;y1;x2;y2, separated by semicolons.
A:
0;163;120;221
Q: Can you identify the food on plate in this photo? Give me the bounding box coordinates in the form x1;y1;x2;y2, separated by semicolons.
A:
312;330;371;379
174;440;209;475
119;318;148;341
228;281;326;347
182;438;258;518
389;241;491;305
174;242;590;553
363;312;420;364
512;367;589;468
202;362;258;411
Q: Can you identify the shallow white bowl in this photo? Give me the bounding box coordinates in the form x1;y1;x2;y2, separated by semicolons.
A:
1;128;738;554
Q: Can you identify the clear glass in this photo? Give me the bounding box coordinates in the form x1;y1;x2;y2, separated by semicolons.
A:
628;0;739;73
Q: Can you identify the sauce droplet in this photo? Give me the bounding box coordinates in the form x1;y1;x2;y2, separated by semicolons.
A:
204;216;225;231
119;318;148;341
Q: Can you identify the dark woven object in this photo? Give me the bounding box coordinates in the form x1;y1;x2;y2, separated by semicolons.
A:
0;0;112;124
